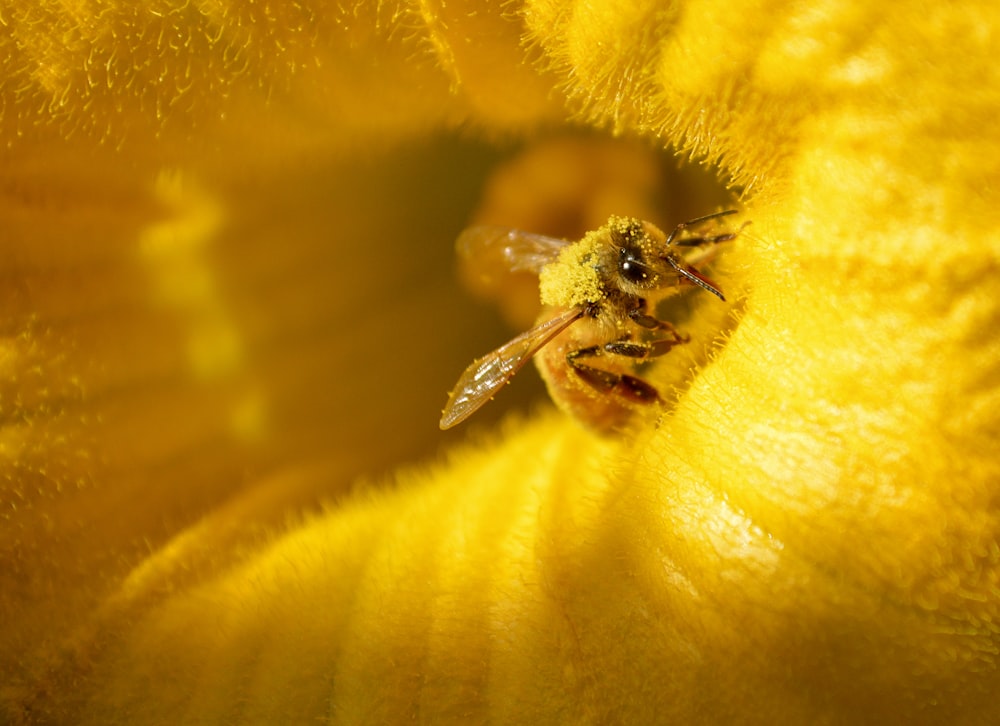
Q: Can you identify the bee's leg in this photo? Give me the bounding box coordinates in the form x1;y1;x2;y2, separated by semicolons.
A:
628;302;691;343
673;230;738;248
604;336;685;360
666;209;740;247
565;346;662;404
671;214;748;286
673;217;751;250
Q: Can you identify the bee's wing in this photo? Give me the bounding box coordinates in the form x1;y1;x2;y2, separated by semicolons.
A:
457;226;569;274
440;308;585;430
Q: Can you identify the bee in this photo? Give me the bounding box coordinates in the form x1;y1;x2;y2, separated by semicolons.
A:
439;210;741;431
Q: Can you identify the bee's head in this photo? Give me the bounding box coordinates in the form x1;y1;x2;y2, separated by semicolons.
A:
609;217;726;300
609;218;664;294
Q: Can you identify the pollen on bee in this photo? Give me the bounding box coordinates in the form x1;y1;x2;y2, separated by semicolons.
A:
538;228;608;308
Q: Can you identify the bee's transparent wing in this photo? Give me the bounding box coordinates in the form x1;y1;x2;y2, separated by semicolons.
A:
457;226;569;274
440;308;585;429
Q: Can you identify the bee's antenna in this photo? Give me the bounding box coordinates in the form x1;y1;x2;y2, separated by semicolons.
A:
665;256;726;301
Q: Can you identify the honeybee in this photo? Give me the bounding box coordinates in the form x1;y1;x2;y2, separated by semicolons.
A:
440;210;741;431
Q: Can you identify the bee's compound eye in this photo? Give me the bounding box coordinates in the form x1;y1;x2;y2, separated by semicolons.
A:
618;247;649;284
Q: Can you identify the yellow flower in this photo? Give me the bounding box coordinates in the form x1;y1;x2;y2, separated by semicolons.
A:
2;1;999;723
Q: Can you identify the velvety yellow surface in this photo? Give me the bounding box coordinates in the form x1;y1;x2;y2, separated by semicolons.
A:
2;1;998;724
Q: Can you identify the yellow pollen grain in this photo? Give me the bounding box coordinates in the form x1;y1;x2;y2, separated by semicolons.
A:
538;229;607;308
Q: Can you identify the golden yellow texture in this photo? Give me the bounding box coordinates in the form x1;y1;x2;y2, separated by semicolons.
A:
538;228;608;307
2;1;999;725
